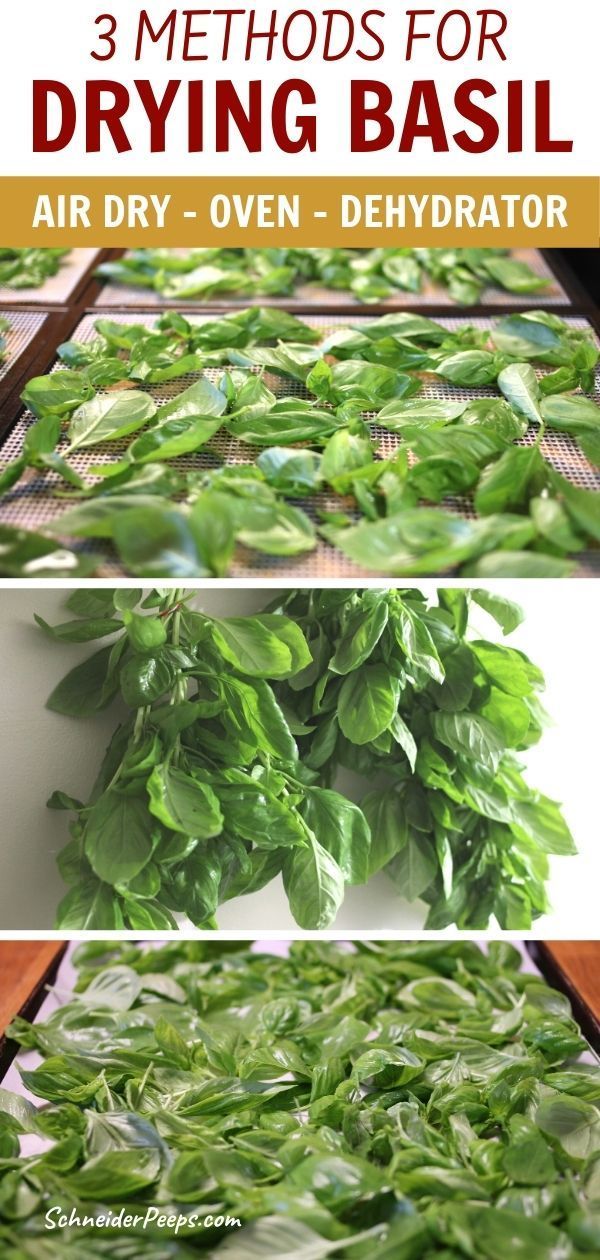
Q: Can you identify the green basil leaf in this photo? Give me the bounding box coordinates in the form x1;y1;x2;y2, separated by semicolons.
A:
329;601;389;675
283;835;345;929
361;788;409;877
301;787;371;884
497;363;542;425
147;764;224;838
66;391;157;450
34;615;120;643
432;711;505;772
470;589;525;634
120;654;176;706
386;832;438;901
338;664;400;744
46;646;119;716
84;790;155;884
535;1096;600;1161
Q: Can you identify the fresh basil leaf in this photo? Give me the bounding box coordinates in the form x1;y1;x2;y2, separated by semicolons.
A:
147;764;223;837
338;664;400;744
283;835;345;929
329;601;389;675
84;790;155;885
301;787;371;884
497;363;542;425
34;614;120;643
432;710;505;772
45;646;119;715
119;654;176;706
386;832;438;900
470;589;525;634
66;391;157;450
362;788;409;877
475;447;547;515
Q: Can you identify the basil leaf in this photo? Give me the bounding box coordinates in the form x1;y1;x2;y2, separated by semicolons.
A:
395;603;444;682
120;654;176;706
67;391;157;450
540;393;600;435
362;788;409;876
386;832;438;900
329;510;483;576
283;835;345;929
475;447;546;515
0;524;97;578
256;447;322;495
45;645;119;715
433;711;505;772
497;363;542;425
34;614;120;643
219;676;298;762
491;314;566;359
470;589;525;634
436;350;502;386
481;256;548;294
55;880;123;930
338;664;400;744
209;616;306;679
147;764;223;837
535;1096;600;1161
376;398;467;431
301;787;371;884
510;796;577;855
21;371;94;418
127;413;223;463
329;601;389;675
84;791;155;884
235;501;316;556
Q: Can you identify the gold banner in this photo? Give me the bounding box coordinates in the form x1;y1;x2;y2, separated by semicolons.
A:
0;176;598;246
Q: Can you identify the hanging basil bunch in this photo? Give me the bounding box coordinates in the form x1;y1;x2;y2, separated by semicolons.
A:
39;586;575;931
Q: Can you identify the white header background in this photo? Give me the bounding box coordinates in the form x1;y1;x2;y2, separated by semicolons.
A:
0;0;597;176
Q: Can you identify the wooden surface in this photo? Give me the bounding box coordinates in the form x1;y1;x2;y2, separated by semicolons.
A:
0;941;65;1037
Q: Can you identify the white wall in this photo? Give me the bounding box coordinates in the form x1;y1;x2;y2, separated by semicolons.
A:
0;581;597;934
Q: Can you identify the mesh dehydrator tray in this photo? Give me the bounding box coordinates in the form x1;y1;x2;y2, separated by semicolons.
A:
0;312;598;579
0;249;101;307
0;310;48;387
95;248;570;311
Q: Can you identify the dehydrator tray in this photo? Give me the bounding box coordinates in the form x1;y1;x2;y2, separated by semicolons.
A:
0;249;101;307
0;312;598;579
94;248;571;311
0;310;48;388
